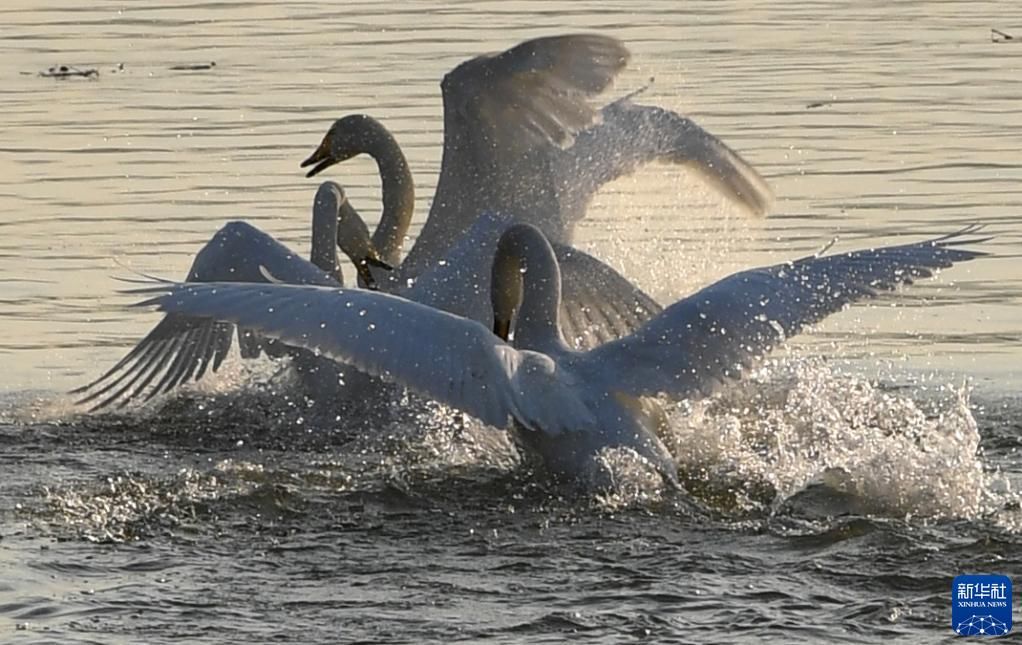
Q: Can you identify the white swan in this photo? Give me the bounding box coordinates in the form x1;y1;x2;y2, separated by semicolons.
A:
75;194;656;410
301;34;774;276
125;223;987;484
72;182;388;409
301;111;667;342
73;35;694;409
76;34;774;410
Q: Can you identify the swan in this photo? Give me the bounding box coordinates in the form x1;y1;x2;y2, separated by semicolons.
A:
74;34;772;409
72;35;687;409
299;112;665;343
73;188;656;410
71;182;389;410
301;34;774;277
74;206;658;410
125;223;987;485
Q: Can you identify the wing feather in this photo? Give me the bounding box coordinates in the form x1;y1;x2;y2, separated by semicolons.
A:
583;229;988;400
129;283;515;429
553;243;662;349
128;281;598;435
556;97;775;218
444;34;629;152
74;221;340;409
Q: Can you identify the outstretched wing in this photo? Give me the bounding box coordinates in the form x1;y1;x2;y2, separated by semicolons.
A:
445;33;629;153
128;281;595;435
582;228;988;400
73;221;340;410
406;35;630;272
555;96;774;219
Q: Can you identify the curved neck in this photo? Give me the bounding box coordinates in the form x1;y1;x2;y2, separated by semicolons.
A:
364;126;415;268
310;188;341;283
492;225;566;352
518;255;565;351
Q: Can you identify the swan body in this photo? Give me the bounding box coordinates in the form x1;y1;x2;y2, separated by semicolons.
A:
126;224;987;484
74;199;655;410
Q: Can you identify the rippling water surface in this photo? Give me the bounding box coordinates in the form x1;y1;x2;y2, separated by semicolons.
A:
2;1;1021;643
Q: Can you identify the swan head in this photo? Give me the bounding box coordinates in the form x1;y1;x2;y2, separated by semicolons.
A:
325;184;393;290
301;114;390;178
339;212;393;291
311;181;392;290
309;181;347;281
490;227;527;341
312;180;346;217
490;223;561;345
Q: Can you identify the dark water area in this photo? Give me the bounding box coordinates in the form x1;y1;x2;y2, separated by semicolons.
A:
2;361;1020;644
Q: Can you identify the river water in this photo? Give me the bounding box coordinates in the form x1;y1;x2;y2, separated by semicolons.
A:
1;1;1021;643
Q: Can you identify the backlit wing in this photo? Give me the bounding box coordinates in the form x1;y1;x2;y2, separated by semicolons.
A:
583;228;988;399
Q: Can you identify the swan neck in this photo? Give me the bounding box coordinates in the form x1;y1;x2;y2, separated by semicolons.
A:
366;127;415;267
492;225;566;352
518;259;565;351
310;193;340;280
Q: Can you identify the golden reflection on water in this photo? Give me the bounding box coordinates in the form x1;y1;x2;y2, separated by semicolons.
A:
1;0;1019;394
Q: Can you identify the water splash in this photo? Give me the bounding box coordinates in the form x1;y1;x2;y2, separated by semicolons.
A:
586;446;669;510
41;464;244;543
13;346;1017;533
662;356;1012;520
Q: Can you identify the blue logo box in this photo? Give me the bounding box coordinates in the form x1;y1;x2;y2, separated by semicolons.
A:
952;574;1012;637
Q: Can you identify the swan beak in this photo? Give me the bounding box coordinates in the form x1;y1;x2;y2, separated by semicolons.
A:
355;254;393;291
301;140;338;178
356;261;378;290
492;318;511;341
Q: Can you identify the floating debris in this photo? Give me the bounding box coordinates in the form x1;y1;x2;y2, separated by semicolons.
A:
991;28;1016;43
38;65;98;79
169;61;217;71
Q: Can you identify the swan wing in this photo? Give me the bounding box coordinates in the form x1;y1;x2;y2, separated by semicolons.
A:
444;33;629;153
73;222;339;410
406;35;629;272
556;97;775;218
553;243;663;349
127;281;595;434
581;228;988;399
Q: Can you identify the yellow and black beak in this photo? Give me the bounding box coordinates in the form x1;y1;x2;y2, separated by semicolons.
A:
492;318;512;341
301;139;339;178
355;254;393;291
